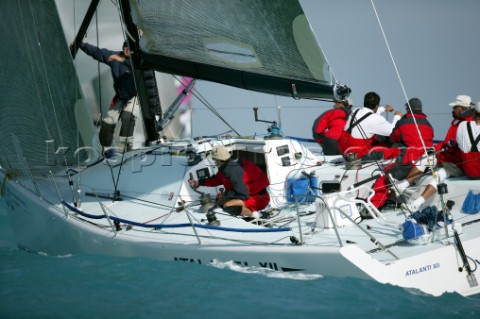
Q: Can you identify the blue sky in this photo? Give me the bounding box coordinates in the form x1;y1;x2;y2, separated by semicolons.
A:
58;0;480;140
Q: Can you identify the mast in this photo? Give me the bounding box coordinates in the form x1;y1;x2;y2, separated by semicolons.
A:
70;0;101;59
119;0;163;143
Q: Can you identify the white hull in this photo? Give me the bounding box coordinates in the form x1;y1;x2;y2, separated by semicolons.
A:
4;174;368;277
2;137;480;297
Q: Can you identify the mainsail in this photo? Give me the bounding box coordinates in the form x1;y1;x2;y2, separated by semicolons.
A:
0;0;93;183
121;0;343;99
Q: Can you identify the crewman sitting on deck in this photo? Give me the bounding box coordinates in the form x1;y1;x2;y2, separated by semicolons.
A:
455;102;480;179
338;91;402;162
189;146;270;219
364;98;434;211
391;95;474;213
312;98;353;155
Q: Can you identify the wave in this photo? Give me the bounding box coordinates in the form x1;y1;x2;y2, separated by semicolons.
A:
209;259;323;280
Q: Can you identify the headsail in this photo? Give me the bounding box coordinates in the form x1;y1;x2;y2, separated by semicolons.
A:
0;0;94;181
121;0;346;100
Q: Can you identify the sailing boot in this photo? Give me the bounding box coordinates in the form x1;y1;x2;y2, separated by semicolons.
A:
99;122;116;147
119;111;136;152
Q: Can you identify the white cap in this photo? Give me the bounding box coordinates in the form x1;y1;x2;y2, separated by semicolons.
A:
448;95;473;108
211;146;231;161
475;102;480;113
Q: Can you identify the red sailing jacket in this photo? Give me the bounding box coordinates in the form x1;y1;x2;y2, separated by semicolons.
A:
200;158;270;199
337;109;375;158
435;115;472;166
312;108;349;143
390;113;434;164
459;122;480;178
461;151;480;178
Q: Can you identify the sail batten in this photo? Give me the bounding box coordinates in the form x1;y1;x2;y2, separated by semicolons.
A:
126;0;336;98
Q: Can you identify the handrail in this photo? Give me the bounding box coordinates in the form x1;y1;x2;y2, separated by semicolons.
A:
50;171;69;217
315;196;343;247
330;206;398;260
339;185;399;228
61;200;291;233
62;201;104;219
312;192;399;259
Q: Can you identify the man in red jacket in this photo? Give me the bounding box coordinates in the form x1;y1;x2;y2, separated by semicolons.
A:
312;98;352;155
397;95;474;213
189;146;270;219
435;95;474;167
369;98;434;210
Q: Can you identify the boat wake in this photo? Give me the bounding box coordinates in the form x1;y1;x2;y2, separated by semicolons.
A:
210;259;323;281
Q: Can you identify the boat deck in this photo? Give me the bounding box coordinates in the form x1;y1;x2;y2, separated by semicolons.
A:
25;166;480;268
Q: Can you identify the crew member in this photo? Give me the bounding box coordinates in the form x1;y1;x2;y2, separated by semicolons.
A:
338;91;402;161
312;98;352;155
189;146;270;219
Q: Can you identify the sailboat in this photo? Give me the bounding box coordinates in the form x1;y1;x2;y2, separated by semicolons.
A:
1;0;479;298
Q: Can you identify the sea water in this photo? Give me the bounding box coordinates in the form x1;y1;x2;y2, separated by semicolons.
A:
0;198;479;319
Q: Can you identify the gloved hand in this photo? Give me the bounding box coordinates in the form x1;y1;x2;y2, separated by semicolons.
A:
189;179;199;189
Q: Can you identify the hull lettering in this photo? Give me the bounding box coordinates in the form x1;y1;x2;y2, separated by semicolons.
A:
405;262;440;276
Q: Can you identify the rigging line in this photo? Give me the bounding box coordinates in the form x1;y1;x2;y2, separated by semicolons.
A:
103;155;119;194
29;1;67;166
82;0;120;191
188;82;240;136
274;95;282;129
114;0;136;43
370;0;430;161
117;193;174;209
116;0;141;140
18;1;47;154
110;1;142;191
95;8;103;118
111;92;140;195
69;6;87;188
114;0;126;38
195;104;330;111
72;0;83;170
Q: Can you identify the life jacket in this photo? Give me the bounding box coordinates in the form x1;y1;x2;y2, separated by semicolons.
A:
338;109;374;158
312;108;349;143
460;122;480;178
